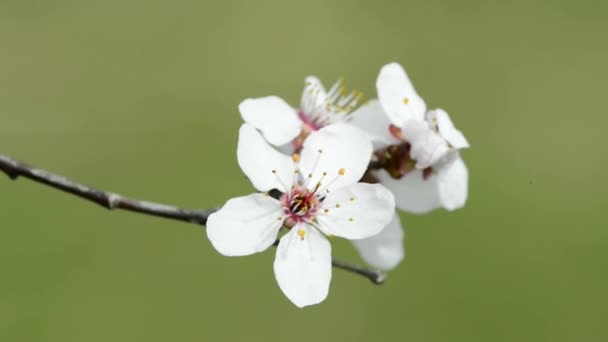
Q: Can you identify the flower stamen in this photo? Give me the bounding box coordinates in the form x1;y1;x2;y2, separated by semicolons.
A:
272;169;290;193
314;167;347;196
299;77;365;130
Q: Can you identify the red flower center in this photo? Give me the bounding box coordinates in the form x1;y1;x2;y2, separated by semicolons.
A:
281;187;319;226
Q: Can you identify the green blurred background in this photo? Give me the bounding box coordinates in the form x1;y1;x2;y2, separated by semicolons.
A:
1;0;606;341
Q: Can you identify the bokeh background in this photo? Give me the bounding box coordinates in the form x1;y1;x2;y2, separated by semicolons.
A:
1;0;606;341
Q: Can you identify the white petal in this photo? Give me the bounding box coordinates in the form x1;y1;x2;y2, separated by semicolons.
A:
206;193;283;256
402;119;450;169
316;183;395;240
427;109;470;149
300;76;328;115
437;157;469;211
376;169;441;214
237;124;295;192
352;213;405;270
376;62;427;127
239;96;302;146
273;226;332;308
275;143;296;156
350;99;400;149
299;124;372;193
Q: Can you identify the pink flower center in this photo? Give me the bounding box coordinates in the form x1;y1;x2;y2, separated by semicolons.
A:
291;112;323;152
281;186;319;226
298;111;324;131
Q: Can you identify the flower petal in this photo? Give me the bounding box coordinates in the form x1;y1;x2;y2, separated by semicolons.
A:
427;109;470;149
300;76;328;116
402;119;450;169
376;169;441;214
273;226;332;308
239;96;302;146
376;62;426;127
237;124;295;192
206;193;283;256
350;99;400;149
299;124;372;193
352;213;405;270
437;157;469;211
316;183;395;240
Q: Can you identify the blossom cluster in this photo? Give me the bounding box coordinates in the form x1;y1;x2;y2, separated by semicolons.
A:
206;62;470;307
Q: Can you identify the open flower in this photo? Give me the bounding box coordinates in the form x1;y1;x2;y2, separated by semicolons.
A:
354;62;470;214
206;123;395;307
239;77;364;151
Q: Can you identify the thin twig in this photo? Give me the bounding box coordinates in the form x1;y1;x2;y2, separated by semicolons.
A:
332;259;386;285
0;154;386;284
0;155;213;225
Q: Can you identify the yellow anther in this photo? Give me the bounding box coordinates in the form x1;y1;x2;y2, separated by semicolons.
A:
335;203;341;208
338;168;346;176
297;228;306;239
322;172;327;176
350;197;355;202
324;209;330;214
318;149;324;154
277;216;283;221
403;97;410;105
294;169;300;174
272;170;277;174
348;218;354;222
292;153;300;162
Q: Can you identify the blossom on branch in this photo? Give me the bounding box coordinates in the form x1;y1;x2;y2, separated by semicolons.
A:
206;123;395;307
355;62;470;214
239;76;365;151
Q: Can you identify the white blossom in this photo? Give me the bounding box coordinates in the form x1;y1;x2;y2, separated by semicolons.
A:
239;77;364;151
206;123;395;307
353;62;471;214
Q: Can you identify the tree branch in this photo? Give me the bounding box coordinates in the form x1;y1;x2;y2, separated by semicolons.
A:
0;154;386;285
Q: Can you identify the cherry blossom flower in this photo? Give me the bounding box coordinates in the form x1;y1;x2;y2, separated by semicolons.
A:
354;62;470;214
206;123;395;307
239;77;364;151
347;63;469;270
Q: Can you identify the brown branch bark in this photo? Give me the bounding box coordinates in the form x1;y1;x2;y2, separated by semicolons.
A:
0;154;386;285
